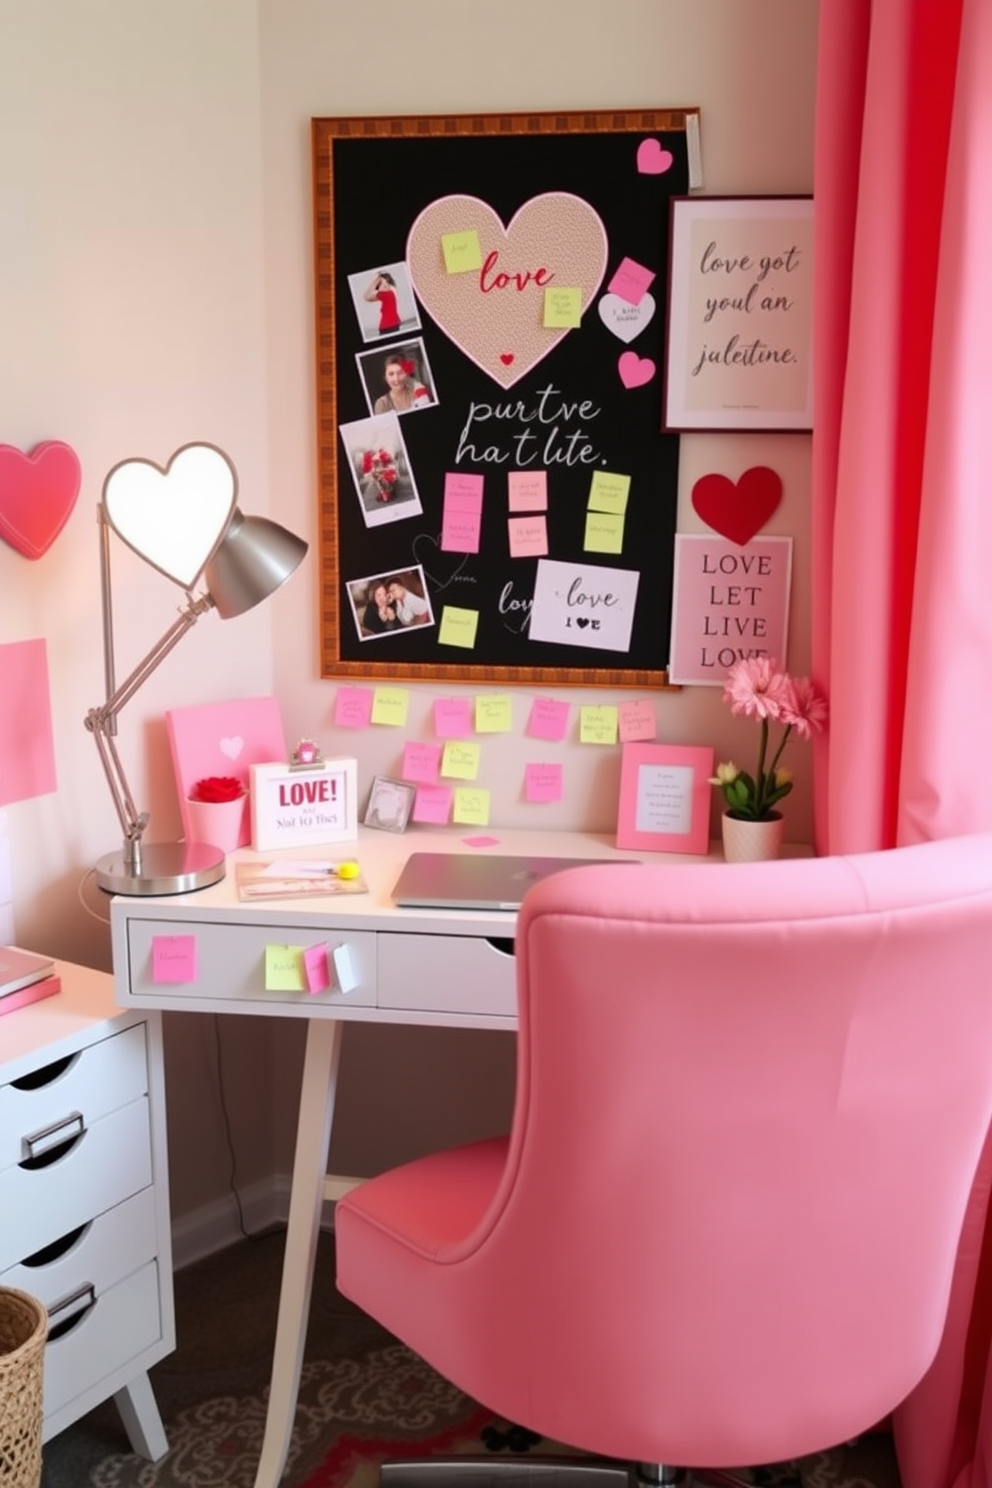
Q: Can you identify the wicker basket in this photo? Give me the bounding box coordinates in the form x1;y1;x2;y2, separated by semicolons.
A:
0;1288;48;1488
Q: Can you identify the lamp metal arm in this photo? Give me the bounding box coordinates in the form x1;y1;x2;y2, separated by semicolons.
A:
85;590;215;854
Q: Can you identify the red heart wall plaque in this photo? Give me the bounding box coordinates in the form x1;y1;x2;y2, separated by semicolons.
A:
691;466;783;546
0;441;82;559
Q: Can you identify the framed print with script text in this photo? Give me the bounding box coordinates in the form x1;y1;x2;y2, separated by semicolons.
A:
662;196;813;432
616;742;714;856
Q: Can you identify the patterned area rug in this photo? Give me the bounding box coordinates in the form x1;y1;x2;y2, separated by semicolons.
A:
40;1230;903;1488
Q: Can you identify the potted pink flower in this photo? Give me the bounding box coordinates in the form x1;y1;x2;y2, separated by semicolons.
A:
186;775;248;853
711;657;827;861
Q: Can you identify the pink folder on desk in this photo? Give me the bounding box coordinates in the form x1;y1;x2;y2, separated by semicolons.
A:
166;696;287;850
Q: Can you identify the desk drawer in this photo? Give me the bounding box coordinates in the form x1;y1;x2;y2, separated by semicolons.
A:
378;932;517;1018
0;1023;148;1171
0;1098;153;1269
125;919;377;1009
41;1258;163;1428
1;1186;159;1301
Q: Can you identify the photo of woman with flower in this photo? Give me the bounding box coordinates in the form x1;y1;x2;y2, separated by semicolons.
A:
338;412;422;528
356;340;437;417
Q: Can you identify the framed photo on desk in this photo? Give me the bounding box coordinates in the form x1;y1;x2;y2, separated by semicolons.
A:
617;742;713;855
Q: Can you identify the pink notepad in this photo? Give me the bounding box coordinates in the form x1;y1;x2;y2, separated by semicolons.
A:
0;974;62;1017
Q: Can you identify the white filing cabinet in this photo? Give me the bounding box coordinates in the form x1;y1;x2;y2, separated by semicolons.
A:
0;958;173;1458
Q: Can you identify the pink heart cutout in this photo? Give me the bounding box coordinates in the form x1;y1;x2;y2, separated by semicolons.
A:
636;139;674;175
691;466;783;546
618;352;656;389
0;441;82;559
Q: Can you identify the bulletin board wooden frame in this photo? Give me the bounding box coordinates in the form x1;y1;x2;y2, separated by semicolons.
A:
312;108;699;689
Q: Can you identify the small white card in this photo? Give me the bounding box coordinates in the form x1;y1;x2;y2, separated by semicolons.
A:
528;558;639;653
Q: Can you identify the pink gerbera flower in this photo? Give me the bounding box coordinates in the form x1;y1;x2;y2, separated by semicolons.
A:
781;676;829;739
722;657;793;721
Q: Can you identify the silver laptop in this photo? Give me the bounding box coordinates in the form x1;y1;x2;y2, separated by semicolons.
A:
391;852;619;911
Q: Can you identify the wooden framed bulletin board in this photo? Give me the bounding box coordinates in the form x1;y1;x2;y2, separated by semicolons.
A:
312;108;698;688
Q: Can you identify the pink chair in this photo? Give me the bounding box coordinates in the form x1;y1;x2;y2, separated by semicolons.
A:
336;836;992;1488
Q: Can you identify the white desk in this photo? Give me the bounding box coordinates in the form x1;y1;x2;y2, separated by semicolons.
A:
110;826;803;1488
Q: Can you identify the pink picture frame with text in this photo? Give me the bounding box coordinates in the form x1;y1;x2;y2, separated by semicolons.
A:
616;742;714;856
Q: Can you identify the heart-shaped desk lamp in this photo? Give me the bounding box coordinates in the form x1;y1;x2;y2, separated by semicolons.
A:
86;442;308;896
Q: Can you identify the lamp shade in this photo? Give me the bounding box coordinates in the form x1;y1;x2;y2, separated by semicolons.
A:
203;508;308;619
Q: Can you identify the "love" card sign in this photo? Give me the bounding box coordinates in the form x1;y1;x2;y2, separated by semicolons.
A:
667;535;793;686
250;758;358;850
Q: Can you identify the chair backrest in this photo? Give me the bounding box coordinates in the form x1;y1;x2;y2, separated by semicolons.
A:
465;835;992;1467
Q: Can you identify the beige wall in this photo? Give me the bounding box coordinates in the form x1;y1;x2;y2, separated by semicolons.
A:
0;1;818;1223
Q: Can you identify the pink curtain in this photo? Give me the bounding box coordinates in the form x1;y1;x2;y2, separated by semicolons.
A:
814;7;992;1486
812;0;992;856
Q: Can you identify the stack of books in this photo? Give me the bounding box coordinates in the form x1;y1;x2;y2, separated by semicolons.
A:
0;947;61;1017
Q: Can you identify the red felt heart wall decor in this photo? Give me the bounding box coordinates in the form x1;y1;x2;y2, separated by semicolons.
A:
0;441;82;559
691;466;783;546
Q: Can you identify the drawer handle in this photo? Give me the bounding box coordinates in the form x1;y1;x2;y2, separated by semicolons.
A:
485;937;516;957
22;1110;85;1163
47;1283;96;1339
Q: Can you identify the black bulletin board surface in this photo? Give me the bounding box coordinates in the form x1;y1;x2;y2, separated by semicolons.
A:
312;109;696;688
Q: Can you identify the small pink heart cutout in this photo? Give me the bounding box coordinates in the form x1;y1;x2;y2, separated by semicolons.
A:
618;352;656;389
636;139;674;175
691;466;783;546
0;441;82;559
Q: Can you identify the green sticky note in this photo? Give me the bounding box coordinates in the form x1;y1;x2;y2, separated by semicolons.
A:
439;607;480;649
579;705;619;746
442;230;483;274
474;694;513;733
441;740;481;781
453;787;491;826
265;944;305;992
588;470;631;515
584;510;625;554
543;286;582;328
371;687;410;727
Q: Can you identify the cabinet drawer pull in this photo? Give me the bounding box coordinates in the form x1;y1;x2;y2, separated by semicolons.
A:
22;1110;85;1163
47;1282;96;1337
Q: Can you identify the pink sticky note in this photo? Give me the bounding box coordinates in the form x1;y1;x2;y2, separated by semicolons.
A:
303;944;331;994
444;471;484;504
334;686;374;728
0;639;57;805
152;935;197;984
412;784;453;824
607;256;656;307
442;501;482;553
526;696;570;742
402;741;441;784
434;697;473;739
618;699;658;742
463;835;500;847
508;515;548;558
507;471;548;512
525;763;563;804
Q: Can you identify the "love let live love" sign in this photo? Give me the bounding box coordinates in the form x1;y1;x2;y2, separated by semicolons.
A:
667;534;792;686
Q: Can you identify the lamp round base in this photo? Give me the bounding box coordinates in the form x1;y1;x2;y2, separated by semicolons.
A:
95;841;227;896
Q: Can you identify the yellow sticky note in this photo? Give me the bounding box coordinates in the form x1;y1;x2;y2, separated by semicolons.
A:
579;705;619;746
439;607;479;649
543;286;582;329
441;740;481;781
584;510;625;555
588;470;631;515
371;687;410;727
453;787;491;826
474;695;513;733
442;230;483;274
265;944;305;992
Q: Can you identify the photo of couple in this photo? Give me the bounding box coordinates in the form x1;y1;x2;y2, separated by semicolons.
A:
347;565;434;642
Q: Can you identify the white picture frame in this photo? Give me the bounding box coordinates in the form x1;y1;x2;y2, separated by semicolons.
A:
249;758;358;851
663;195;814;432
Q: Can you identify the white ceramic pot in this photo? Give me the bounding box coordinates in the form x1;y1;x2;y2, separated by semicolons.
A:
721;810;785;864
185;793;248;854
